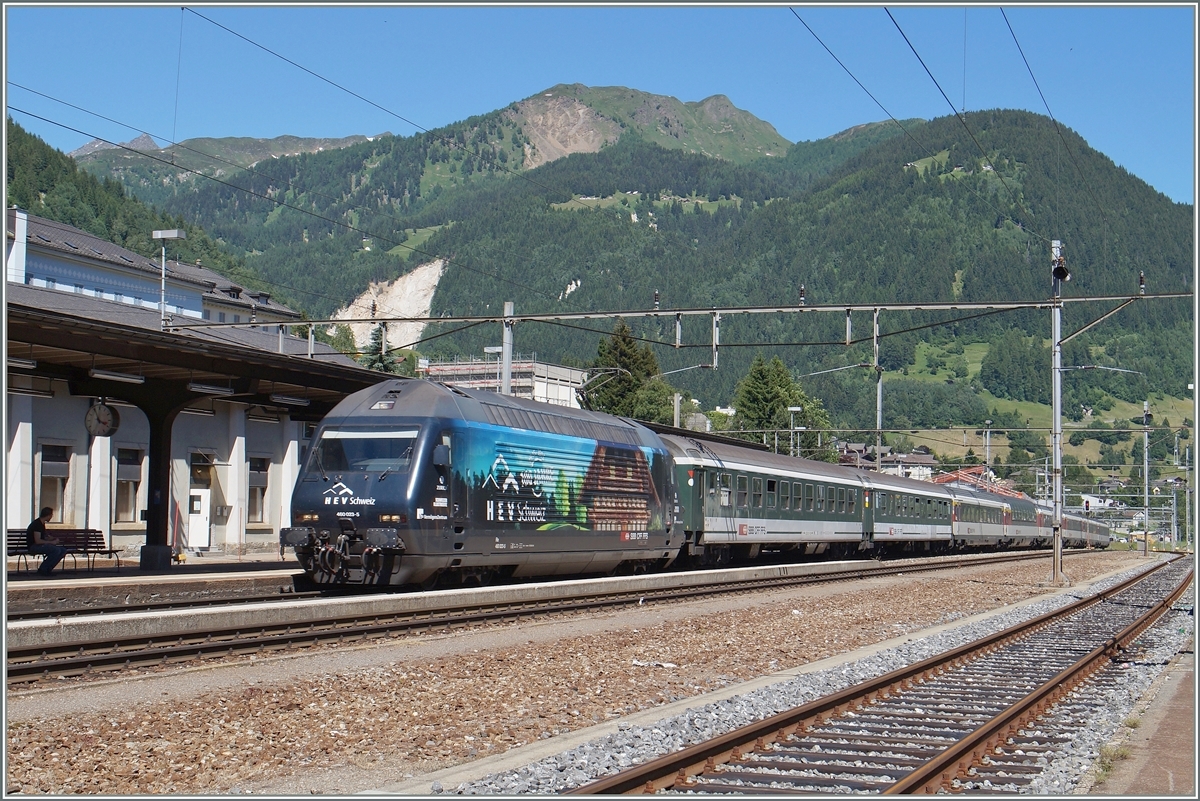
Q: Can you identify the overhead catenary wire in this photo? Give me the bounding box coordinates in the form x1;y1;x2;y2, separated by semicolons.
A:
182;7;604;218
883;7;1047;245
999;7;1112;266
787;7;1049;246
9;107;558;308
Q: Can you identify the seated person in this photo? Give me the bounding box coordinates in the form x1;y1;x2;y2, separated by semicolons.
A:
27;507;67;576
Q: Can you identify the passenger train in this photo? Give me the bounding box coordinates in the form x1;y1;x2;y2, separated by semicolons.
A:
281;380;1109;588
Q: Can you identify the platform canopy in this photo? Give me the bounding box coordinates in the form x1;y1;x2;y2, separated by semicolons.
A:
6;284;390;567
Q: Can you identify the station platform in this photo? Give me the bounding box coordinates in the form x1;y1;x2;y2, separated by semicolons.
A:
5;550;304;614
1088;645;1195;796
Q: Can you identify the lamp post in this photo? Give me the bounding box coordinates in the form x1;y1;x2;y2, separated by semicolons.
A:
984;419;992;487
484;346;503;392
153;229;186;331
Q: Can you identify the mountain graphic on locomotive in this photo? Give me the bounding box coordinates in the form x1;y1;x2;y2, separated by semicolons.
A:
281;380;1109;589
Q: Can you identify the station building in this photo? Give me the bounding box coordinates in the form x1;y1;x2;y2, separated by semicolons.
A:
5;208;377;558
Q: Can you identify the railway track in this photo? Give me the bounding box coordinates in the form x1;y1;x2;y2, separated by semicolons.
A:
7;551;1065;685
567;554;1192;795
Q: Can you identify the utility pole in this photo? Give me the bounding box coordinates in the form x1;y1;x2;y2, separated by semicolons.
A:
1050;240;1068;585
984;419;992;487
1142;400;1150;557
1182;446;1190;551
874;308;882;471
501;301;514;395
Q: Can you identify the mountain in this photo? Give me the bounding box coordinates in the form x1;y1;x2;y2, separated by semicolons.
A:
6;117;262;294
74;132;382;208
10;90;1192;433
69;132;161;159
512;84;792;167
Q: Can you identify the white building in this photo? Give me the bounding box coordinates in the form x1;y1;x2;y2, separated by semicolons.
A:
424;355;587;408
6;209;376;559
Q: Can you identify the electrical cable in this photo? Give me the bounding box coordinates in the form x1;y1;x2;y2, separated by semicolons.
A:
883;7;1046;244
999;8;1111;262
182;7;603;216
788;7;1049;246
9;106;557;305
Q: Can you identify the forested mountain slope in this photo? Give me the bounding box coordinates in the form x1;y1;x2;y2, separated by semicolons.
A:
6;118;260;291
10;98;1191;431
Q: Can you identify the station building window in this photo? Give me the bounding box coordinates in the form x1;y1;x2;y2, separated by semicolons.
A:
114;448;142;523
248;457;269;524
39;444;70;523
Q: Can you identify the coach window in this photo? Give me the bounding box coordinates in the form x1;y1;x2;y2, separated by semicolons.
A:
816;484;825;513
752;477;763;508
804;483;814;512
736;475;748;508
765;479;777;509
847;489;856;515
837;486;846;514
718;473;732;507
780;481;790;510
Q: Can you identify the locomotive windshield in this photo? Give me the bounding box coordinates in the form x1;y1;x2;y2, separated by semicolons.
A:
305;427;419;475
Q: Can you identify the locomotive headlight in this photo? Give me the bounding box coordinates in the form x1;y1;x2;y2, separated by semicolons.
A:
297;513;320;522
380;513;406;524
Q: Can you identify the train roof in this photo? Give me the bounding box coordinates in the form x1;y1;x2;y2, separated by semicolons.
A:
319;379;665;450
658;432;1063;508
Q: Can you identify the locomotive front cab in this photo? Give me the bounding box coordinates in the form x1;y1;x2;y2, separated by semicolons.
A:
283;421;429;586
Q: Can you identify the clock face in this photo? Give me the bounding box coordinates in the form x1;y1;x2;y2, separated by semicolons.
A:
84;403;120;437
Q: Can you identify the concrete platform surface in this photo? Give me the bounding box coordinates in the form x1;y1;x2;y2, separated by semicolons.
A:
1088;645;1195;797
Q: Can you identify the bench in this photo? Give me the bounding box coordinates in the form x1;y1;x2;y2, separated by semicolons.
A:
6;528;121;572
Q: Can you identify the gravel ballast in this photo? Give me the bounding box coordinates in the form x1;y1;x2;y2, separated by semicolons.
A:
4;551;1188;795
447;557;1193;795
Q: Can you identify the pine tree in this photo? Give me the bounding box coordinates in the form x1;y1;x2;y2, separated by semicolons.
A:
586;319;660;416
358;324;399;373
733;355;836;461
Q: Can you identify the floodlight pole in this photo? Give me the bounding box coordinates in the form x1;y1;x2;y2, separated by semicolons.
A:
1050;240;1067;586
152;229;186;331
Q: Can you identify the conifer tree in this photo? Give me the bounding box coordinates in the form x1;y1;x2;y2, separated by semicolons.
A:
733;355;836;461
586;319;660;416
358;324;399;373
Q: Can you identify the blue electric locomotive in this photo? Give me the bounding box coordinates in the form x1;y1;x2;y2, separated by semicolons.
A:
281;380;680;587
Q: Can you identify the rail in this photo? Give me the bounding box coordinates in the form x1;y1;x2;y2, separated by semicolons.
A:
567;555;1191;794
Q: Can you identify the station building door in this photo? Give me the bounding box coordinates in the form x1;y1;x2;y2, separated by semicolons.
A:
188;453;213;549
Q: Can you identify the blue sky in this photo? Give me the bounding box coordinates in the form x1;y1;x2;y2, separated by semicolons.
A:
4;4;1196;204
